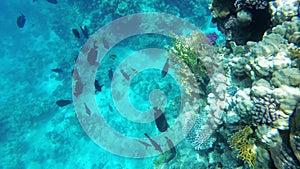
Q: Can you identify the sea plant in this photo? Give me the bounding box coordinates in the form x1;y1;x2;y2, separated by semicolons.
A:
166;33;214;95
229;126;257;168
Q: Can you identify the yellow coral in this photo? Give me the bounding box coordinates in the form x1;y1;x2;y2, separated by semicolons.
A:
229;126;257;168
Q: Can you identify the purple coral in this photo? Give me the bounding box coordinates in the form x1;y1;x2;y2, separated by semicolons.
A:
206;32;219;45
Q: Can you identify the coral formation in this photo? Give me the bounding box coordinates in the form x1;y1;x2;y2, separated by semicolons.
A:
219;2;300;168
234;0;268;10
269;0;300;25
229;126;257;168
290;104;300;162
209;0;271;44
167;32;228;150
271;68;300;87
252;94;280;124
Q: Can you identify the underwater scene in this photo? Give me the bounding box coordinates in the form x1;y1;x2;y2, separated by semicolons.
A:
1;0;300;168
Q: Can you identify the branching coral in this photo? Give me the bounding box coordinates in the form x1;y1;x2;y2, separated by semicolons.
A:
229;126;257;168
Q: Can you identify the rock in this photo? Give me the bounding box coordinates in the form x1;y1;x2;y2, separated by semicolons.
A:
272;52;291;70
208;151;221;164
269;0;299;25
251;80;272;97
255;146;272;169
272;85;300;129
256;124;282;148
225;110;240;124
290;103;300;162
237;10;252;26
233;88;253;118
271;68;300;87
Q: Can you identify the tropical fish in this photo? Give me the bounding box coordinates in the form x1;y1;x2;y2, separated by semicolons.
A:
161;58;169;78
51;68;63;73
108;68;113;81
130;67;138;74
87;42;98;66
46;0;58;4
84;103;91;116
73;68;83;97
153;107;169;132
120;69;130;80
144;133;163;153
165;136;176;162
79;25;89;38
72;29;80;39
56;100;72;107
94;80;104;93
110;54;117;60
108;104;113;112
17;14;26;28
136;139;151;148
102;38;109;49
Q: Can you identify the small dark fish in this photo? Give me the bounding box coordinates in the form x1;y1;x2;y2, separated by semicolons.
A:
56;100;72;107
153;107;169;132
73;68;83;98
130;67;138;74
108;68;113;81
51;68;63;73
94;80;104;93
110;54;117;60
165;136;176;162
144;133;163;153
33;0;37;2
79;25;89;38
87;43;98;66
108;104;113;112
102;38;109;49
46;0;57;4
17;14;26;28
136;139;151;148
120;69;130;81
161;58;169;78
72;29;80;39
84;103;91;116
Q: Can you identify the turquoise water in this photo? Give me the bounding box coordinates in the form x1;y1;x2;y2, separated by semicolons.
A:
0;0;224;168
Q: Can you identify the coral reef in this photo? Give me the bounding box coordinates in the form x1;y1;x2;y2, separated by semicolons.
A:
269;0;300;25
271;68;300;87
252;94;280;124
167;32;228;150
290;104;300;162
229;126;257;168
234;0;268;10
209;0;271;44
217;2;300;168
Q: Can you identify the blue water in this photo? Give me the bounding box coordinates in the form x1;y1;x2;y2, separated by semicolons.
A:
0;0;223;168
